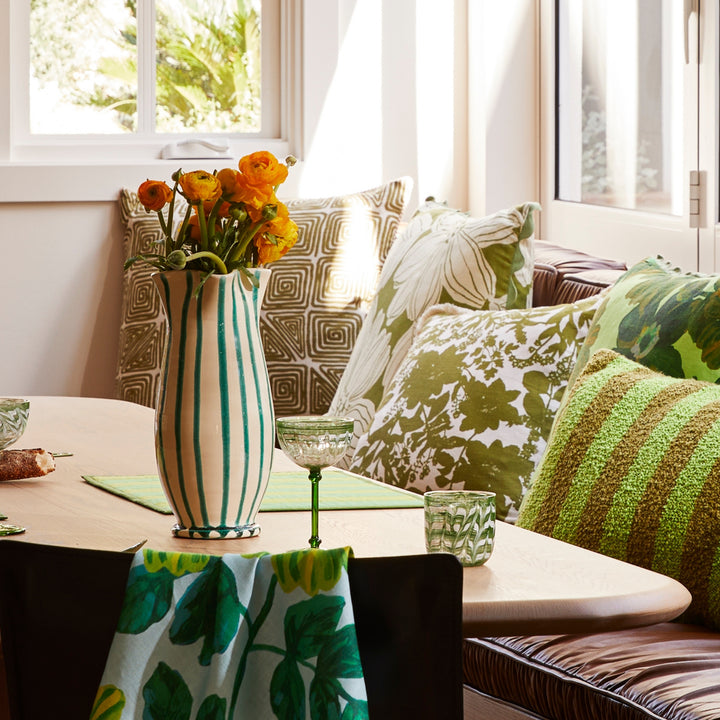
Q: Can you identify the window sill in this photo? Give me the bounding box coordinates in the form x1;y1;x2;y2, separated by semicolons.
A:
0;142;294;203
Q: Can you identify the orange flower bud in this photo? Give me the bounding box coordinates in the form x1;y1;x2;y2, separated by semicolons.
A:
138;180;173;211
238;151;288;187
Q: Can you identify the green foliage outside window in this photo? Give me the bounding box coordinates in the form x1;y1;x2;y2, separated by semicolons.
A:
30;0;261;134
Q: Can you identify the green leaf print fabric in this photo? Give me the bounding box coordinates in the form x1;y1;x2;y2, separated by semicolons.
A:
329;200;540;466
90;547;367;720
348;295;603;521
569;256;720;388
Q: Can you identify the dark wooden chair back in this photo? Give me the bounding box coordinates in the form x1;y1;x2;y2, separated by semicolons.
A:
0;541;463;719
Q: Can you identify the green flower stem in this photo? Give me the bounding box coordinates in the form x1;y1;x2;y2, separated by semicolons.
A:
185;251;228;274
230;575;278;716
226;219;266;265
197;204;209;252
174;205;193;252
155;210;170;256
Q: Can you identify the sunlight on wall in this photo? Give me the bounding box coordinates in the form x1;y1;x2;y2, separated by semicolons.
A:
414;0;463;205
299;0;466;210
299;0;383;197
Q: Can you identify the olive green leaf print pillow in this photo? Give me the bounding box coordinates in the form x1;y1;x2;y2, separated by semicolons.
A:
91;547;367;720
348;294;602;522
329;200;540;466
517;349;720;631
570;256;720;388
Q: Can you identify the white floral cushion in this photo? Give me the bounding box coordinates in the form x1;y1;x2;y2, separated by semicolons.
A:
329;200;539;466
348;295;603;521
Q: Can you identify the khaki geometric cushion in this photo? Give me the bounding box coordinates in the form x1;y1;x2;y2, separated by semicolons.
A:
115;180;412;413
330;200;539;466
115;190;168;407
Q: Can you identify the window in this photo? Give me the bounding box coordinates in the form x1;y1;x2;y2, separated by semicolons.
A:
4;0;292;168
540;0;719;272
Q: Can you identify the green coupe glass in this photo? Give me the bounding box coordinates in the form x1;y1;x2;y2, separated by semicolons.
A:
275;415;354;548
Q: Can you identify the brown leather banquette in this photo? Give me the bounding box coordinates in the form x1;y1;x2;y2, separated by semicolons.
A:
463;242;720;720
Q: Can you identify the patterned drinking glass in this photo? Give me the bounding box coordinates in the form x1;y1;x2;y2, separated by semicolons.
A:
424;490;496;566
275;415;354;548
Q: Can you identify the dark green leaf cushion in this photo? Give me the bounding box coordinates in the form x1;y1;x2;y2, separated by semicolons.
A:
569;256;720;388
517;348;720;630
329;200;540;466
348;295;602;521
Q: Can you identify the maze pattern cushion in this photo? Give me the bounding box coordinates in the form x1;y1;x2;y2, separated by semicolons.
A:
570;256;720;388
115;190;169;407
349;295;601;521
262;179;411;416
517;349;720;630
329;201;539;466
115;180;411;412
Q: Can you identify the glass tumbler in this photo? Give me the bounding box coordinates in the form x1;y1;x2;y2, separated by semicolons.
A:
424;490;496;566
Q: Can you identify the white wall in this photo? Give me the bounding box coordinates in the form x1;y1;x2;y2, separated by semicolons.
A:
0;0;540;399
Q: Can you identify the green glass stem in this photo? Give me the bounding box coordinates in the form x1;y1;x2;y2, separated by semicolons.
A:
309;466;322;548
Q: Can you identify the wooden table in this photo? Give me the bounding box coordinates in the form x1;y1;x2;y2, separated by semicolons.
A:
0;396;691;638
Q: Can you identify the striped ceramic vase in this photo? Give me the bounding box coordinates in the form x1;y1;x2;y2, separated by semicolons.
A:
153;268;274;539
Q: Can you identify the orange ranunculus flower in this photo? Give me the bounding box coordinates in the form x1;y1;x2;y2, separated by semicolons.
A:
255;216;299;264
238;151;288;187
228;173;275;210
138;180;172;211
179;170;222;203
217;168;240;196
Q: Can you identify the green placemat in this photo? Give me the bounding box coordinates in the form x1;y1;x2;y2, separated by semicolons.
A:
83;470;424;515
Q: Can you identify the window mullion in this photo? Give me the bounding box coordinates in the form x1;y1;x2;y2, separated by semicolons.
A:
137;0;156;135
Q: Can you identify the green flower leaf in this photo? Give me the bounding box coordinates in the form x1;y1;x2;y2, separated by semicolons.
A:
89;684;126;720
142;662;192;720
117;564;175;634
196;695;226;720
340;699;369;720
285;595;345;660
270;656;306;720
169;556;242;666
316;625;364;680
309;677;342;720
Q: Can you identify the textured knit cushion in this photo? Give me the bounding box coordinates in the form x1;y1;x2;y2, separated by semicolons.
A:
329;200;539;465
115;180;411;411
349;294;601;521
517;348;720;630
570;256;720;388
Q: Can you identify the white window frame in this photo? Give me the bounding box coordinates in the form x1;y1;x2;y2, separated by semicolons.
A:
0;0;303;202
539;0;720;273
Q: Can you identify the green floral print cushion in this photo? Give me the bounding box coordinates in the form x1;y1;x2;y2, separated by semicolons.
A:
329;200;540;466
91;547;367;720
517;349;720;631
570;256;720;388
348;294;602;521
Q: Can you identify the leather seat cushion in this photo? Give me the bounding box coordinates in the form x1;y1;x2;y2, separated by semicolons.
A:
464;623;720;720
532;242;627;307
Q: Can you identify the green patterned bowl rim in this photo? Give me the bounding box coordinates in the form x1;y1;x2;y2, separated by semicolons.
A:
424;490;496;501
0;398;30;412
276;415;354;433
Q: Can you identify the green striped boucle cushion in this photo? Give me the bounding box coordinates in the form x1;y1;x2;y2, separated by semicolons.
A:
517;348;720;630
